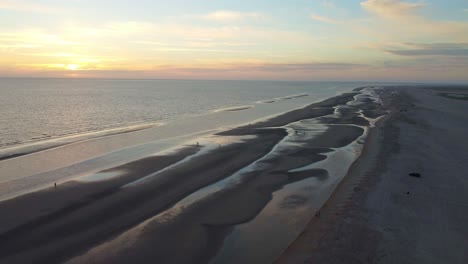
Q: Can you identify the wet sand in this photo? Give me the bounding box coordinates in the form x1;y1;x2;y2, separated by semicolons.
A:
0;87;388;264
277;86;468;264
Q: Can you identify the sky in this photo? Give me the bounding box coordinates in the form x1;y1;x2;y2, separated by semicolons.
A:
0;0;467;82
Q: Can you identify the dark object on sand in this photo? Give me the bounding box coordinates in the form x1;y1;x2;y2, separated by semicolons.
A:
315;211;321;217
54;182;57;188
409;172;421;178
406;191;410;194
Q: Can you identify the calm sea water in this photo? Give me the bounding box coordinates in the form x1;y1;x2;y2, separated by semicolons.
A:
0;78;367;150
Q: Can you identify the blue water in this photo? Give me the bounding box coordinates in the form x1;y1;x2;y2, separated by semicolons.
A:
0;78;366;149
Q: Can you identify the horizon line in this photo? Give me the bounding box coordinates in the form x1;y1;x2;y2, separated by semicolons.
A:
1;76;467;85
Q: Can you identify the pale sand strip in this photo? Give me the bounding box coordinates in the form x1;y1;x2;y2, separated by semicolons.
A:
277;86;468;264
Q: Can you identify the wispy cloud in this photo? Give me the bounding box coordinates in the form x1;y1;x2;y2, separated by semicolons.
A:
0;18;324;74
350;0;468;43
0;43;41;49
80;62;371;80
4;59;468;82
132;40;256;48
310;14;338;24
386;43;468;57
0;62;368;79
361;0;425;19
0;0;62;13
0;30;81;50
1;1;467;81
321;1;336;8
200;10;264;22
243;62;366;72
151;48;249;53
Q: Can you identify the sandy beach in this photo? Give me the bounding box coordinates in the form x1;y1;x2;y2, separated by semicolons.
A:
0;86;467;263
277;86;468;264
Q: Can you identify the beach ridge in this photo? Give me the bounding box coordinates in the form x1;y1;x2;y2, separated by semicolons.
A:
277;86;468;264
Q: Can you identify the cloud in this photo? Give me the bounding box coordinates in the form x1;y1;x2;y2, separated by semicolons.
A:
244;63;365;72
310;14;338;24
106;21;157;34
0;0;61;13
149;63;369;78
151;48;249;53
201;10;264;22
388;48;468;56
0;30;81;52
321;1;336;8
1;18;326;76
132;40;256;49
386;43;468;56
0;43;41;49
361;0;425;19
4;59;468;82
351;1;468;43
0;62;368;80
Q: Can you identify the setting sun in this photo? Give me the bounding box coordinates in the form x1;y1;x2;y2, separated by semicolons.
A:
66;64;79;71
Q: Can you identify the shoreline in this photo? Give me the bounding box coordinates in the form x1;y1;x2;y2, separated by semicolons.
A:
0;86;423;264
0;80;360;164
276;87;396;263
0;86;355;192
277;86;468;263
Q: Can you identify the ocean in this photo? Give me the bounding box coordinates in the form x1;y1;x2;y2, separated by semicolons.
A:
0;78;367;156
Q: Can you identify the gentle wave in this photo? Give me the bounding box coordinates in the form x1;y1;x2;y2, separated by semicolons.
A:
0;122;163;160
0;91;307;159
213;105;255;112
256;99;276;104
0;79;368;161
278;93;309;100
